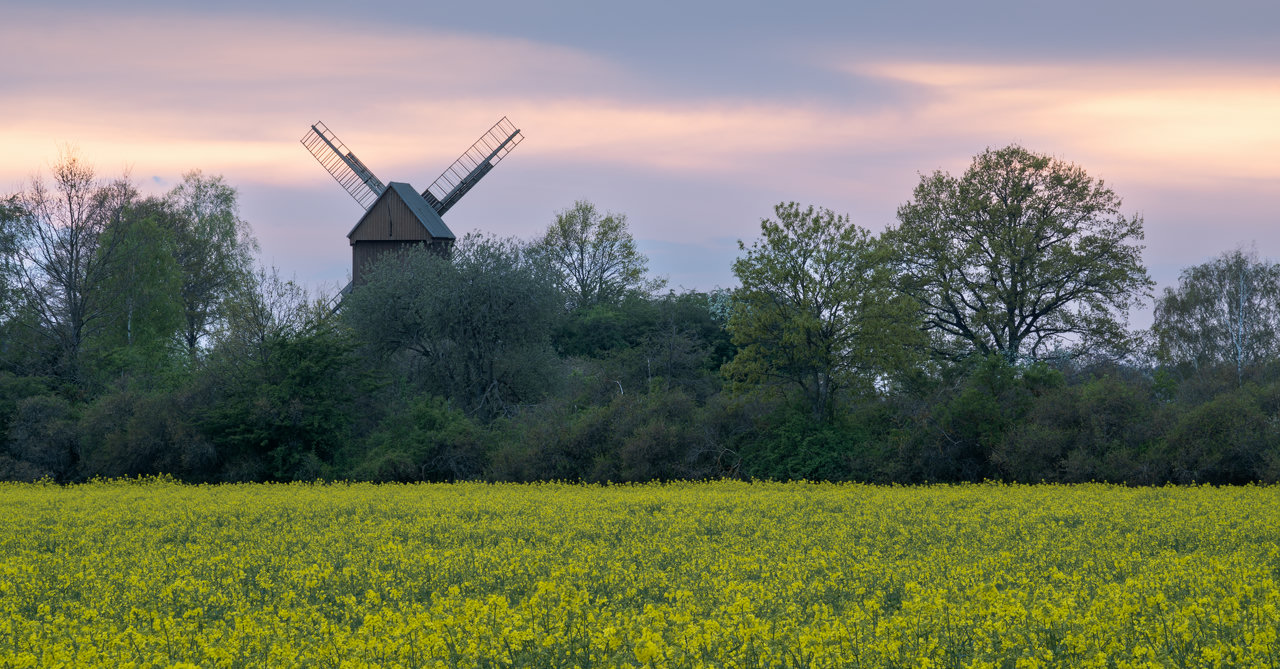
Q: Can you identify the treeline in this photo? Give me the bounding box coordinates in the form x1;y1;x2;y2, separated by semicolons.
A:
1;146;1277;484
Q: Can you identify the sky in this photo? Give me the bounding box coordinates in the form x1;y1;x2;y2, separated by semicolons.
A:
2;1;1277;325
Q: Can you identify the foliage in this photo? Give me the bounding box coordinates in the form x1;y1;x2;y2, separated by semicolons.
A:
737;404;894;482
2;481;1279;666
0;195;23;328
726;202;921;421
342;235;563;420
200;321;364;481
77;386;215;479
6;149;138;380
87;197;186;386
532;200;652;310
351;395;486;482
888;145;1152;362
992;371;1164;483
3;152;1280;487
1159;382;1280;484
1152;246;1280;387
554;290;733;401
491;386;721;482
165;170;258;356
3;393;79;480
213;266;318;365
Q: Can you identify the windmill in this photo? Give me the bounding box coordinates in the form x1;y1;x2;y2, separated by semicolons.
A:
300;117;524;298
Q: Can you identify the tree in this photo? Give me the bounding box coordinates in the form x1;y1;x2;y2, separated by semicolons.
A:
213;266;317;368
201;320;361;480
165;170;257;357
1151;247;1280;386
198;267;355;480
90;196;185;383
724;202;921;422
8;149;138;379
0;196;24;328
533;200;651;310
887;145;1152;362
342;234;563;420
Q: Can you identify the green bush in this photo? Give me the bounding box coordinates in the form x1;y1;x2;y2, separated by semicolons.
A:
77;387;215;479
5;394;78;480
352;396;486;482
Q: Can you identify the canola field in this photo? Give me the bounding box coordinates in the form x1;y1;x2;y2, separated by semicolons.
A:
0;480;1277;668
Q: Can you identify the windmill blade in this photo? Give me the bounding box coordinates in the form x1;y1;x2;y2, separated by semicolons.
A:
423;117;523;216
301;122;387;209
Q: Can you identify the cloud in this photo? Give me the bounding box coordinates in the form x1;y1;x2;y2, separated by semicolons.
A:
8;7;1274;196
843;60;1280;186
3;7;1277;299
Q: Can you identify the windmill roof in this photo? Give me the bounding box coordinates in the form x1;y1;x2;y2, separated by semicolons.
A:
346;182;455;241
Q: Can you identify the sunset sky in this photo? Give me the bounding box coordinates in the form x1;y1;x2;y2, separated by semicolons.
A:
3;1;1277;325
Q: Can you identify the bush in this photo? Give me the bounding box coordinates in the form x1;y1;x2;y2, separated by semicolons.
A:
200;325;364;480
77;387;215;480
489;387;719;482
1158;383;1280;484
994;373;1166;483
352;396;486;482
5;394;79;480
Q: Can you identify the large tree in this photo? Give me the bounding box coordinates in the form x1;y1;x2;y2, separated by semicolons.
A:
165;170;257;356
8;149;138;378
725;202;920;421
1152;247;1280;386
533;200;650;310
90;196;185;382
342;234;562;420
887;145;1152;362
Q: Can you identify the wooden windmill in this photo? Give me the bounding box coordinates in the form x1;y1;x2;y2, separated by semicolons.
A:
300;118;523;295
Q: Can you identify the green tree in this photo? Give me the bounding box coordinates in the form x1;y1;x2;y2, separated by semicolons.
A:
90;197;185;384
193;266;340;480
725;202;921;422
201;320;361;480
0;196;23;329
8;149;138;380
342;234;562;420
165;170;258;357
211;266;319;369
533;200;651;310
1152;246;1280;387
887;145;1152;362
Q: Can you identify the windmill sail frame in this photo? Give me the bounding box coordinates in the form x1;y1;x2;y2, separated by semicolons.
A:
301;122;388;209
423;117;523;216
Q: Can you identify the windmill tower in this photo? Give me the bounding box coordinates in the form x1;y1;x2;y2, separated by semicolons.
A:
300;118;523;295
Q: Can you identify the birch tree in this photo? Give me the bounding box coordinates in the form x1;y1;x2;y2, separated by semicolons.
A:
165;170;257;356
1152;247;1280;385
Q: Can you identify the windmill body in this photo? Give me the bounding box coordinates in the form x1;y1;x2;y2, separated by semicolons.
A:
300;118;523;296
346;182;455;285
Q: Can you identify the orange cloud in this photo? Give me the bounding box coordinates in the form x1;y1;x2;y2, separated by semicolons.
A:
846;61;1280;186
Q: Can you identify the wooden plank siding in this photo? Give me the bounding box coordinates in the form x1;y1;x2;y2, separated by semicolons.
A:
346;183;455;286
349;193;434;243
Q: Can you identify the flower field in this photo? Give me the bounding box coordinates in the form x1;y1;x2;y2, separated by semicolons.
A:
0;480;1277;668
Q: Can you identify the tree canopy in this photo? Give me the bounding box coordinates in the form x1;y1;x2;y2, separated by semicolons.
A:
6;149;138;379
341;235;563;420
1152;247;1280;386
725;203;920;421
887;145;1152;362
4;147;1280;487
533;200;650;310
165;170;258;356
